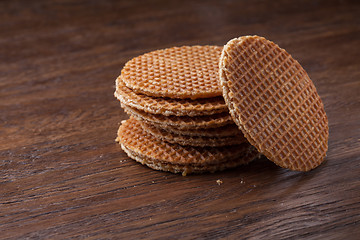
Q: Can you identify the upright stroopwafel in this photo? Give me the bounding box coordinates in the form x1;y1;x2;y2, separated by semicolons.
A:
140;120;246;147
121;46;223;99
122;104;233;130
219;35;329;171
115;77;227;116
117;117;259;175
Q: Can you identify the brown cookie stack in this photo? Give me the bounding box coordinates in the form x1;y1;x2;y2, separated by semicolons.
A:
115;37;329;175
115;46;259;175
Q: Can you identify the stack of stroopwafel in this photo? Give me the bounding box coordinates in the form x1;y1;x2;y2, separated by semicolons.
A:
115;46;259;175
115;37;329;175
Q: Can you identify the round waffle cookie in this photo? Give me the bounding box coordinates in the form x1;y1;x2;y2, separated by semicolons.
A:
117;118;259;175
122;104;233;130
121;45;223;99
114;77;227;116
143;122;241;137
219;36;329;171
140;121;247;147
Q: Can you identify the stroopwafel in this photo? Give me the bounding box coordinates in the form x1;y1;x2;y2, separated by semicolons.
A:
142;121;241;137
115;77;227;116
117;118;259;175
219;36;329;171
140;120;246;147
122;104;234;130
120;46;223;99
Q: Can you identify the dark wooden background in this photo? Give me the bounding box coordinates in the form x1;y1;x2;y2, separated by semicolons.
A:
1;0;359;239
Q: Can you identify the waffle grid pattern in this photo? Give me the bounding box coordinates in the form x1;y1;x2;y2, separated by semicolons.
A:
118;118;255;166
121;46;223;99
220;36;328;171
115;77;227;116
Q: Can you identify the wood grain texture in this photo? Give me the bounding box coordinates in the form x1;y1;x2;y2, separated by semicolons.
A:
1;0;359;239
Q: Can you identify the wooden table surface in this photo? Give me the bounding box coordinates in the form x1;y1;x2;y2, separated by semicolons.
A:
1;0;360;239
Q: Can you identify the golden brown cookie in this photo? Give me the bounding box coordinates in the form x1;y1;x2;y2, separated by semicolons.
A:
122;103;233;130
219;35;329;171
117;118;259;175
120;46;223;99
114;77;227;116
142;122;241;137
140;120;247;147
